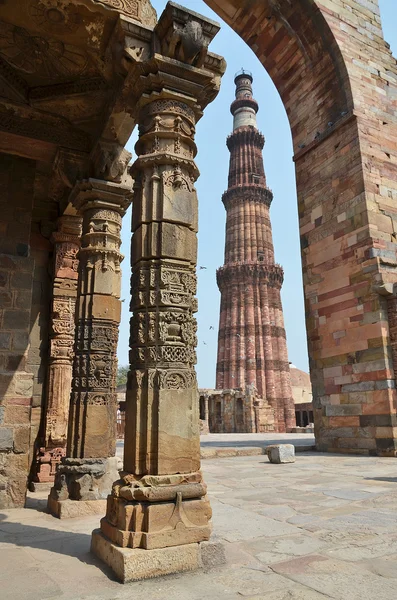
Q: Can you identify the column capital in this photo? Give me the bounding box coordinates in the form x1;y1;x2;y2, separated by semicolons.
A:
119;3;226;118
51;215;82;245
69;178;133;216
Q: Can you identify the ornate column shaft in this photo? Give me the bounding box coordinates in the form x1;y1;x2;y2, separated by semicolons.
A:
33;216;82;488
48;179;132;517
92;2;225;581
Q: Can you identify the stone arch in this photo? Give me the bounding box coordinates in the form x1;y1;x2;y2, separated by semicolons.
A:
206;0;353;148
204;0;397;456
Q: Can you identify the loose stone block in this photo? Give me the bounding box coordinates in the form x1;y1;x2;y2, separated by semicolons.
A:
266;444;295;464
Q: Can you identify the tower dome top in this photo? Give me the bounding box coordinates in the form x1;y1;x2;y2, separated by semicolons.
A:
230;69;258;130
234;69;253;84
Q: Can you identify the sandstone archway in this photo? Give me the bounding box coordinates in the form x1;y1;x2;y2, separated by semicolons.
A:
204;0;397;456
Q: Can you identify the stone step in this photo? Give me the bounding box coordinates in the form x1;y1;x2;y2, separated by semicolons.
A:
200;444;315;459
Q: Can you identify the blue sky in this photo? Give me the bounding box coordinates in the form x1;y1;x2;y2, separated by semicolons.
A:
118;0;397;388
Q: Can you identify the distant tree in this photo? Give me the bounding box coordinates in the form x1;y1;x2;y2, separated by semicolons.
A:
117;365;129;387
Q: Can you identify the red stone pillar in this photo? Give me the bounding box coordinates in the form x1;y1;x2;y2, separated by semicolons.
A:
32;215;82;489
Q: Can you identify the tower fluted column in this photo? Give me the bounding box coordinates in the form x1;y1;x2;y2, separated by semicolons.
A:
216;72;295;433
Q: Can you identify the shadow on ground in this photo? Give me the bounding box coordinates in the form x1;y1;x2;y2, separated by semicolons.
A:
0;513;118;581
365;477;397;483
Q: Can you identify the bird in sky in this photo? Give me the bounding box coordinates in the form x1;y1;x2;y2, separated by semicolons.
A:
209;326;214;330
203;341;207;345
199;266;207;270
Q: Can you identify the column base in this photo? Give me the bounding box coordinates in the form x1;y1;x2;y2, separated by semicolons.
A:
29;481;52;493
92;530;222;582
31;446;66;488
100;471;212;550
48;496;107;519
48;456;120;518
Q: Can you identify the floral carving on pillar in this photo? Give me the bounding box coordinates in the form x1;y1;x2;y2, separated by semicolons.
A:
48;179;132;510
33;215;82;486
93;0;157;27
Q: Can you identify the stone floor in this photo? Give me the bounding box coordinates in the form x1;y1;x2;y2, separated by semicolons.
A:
2;452;397;599
199;432;316;448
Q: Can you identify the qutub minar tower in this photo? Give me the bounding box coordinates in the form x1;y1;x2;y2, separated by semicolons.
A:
216;71;295;433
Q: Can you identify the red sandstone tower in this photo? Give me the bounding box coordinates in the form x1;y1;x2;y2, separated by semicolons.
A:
216;71;295;433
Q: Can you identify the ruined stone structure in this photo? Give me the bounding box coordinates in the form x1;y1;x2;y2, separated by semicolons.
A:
0;0;397;582
290;364;314;429
199;388;275;434
216;72;295;433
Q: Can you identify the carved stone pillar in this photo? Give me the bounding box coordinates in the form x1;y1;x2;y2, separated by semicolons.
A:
204;393;209;424
48;179;132;518
92;3;225;582
31;216;82;490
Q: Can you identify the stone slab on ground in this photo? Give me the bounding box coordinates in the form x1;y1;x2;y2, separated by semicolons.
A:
2;453;397;598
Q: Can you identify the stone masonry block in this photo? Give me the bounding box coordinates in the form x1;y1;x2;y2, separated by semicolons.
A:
12;332;30;351
325;404;362;416
91;530;201;582
0;428;13;451
10;272;33;290
13;426;30;454
4;406;31;425
3;310;30;330
0;332;11;350
266;444;295;464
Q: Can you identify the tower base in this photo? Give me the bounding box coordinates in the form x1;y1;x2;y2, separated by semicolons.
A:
92;530;203;582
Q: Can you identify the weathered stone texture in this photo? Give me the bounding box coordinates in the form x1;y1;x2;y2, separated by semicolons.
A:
0;154;35;508
266;444;296;464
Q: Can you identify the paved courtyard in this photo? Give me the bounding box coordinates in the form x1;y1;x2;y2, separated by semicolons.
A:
2;452;397;599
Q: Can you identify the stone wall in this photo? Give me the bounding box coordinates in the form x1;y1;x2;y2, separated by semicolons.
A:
0;154;36;508
27;170;59;480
